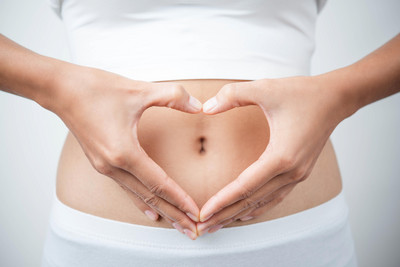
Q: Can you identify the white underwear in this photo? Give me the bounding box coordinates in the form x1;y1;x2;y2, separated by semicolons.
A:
41;189;357;267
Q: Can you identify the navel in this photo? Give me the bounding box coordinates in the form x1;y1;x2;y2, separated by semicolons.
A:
198;136;206;154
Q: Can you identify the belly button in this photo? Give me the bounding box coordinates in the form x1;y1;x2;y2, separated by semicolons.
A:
198;136;206;154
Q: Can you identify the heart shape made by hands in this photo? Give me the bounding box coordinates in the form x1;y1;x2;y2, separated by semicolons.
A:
136;103;270;216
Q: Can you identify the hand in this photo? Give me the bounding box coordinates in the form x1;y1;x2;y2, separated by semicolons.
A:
196;76;346;236
50;65;202;239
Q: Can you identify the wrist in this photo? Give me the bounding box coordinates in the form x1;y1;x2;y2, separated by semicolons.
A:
313;66;362;123
31;55;68;110
35;57;87;115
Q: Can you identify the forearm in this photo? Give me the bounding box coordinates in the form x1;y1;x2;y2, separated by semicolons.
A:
318;33;400;119
0;34;71;111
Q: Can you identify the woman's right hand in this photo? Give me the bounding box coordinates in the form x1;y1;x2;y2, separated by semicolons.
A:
46;64;202;239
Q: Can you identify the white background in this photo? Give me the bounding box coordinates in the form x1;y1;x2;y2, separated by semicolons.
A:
1;0;399;266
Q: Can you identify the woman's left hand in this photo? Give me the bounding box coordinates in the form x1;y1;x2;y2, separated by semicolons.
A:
196;75;350;236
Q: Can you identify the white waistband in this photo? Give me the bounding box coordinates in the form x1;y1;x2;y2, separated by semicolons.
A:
49;189;348;250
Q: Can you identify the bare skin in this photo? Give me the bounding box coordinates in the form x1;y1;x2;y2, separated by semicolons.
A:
197;33;400;235
0;33;399;240
56;78;342;237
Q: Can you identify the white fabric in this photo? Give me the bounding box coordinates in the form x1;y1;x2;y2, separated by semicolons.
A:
43;1;358;265
47;0;328;82
48;0;329;19
41;189;357;267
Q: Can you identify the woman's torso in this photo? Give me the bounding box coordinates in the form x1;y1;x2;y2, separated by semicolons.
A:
56;78;342;229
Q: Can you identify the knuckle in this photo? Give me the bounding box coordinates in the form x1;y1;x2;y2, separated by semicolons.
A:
239;182;254;200
255;199;268;209
103;144;130;168
205;216;224;227
222;83;237;101
108;152;128;168
170;84;185;100
240;189;253;200
242;197;257;209
173;216;187;226
94;160;113;176
276;154;296;172
143;194;160;207
149;183;166;198
291;167;307;182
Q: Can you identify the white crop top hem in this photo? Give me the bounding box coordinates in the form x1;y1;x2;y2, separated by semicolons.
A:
48;0;329;20
101;59;310;83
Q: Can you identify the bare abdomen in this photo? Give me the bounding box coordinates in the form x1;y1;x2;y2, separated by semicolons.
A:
56;79;342;228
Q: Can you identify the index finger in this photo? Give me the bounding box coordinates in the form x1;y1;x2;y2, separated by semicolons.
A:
199;150;285;222
126;140;200;222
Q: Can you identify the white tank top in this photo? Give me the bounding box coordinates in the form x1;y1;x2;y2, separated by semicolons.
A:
47;0;328;82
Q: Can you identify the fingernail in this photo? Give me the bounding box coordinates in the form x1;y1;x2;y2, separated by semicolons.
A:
208;224;223;234
183;229;197;240
198;227;210;236
203;97;217;113
197;223;210;236
239;216;254;221
186;212;199;222
189;96;202;111
172;222;184;234
144;210;158;221
200;213;213;222
196;223;210;236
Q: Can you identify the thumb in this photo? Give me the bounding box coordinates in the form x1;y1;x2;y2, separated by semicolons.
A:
202;81;259;114
146;83;202;113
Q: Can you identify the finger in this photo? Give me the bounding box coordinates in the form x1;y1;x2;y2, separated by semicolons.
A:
196;172;293;236
236;183;296;221
111;167;198;239
102;103;201;222
107;129;200;222
199;149;288;222
123;141;200;222
145;82;202;113
117;181;160;222
202;81;260;114
199;183;296;236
